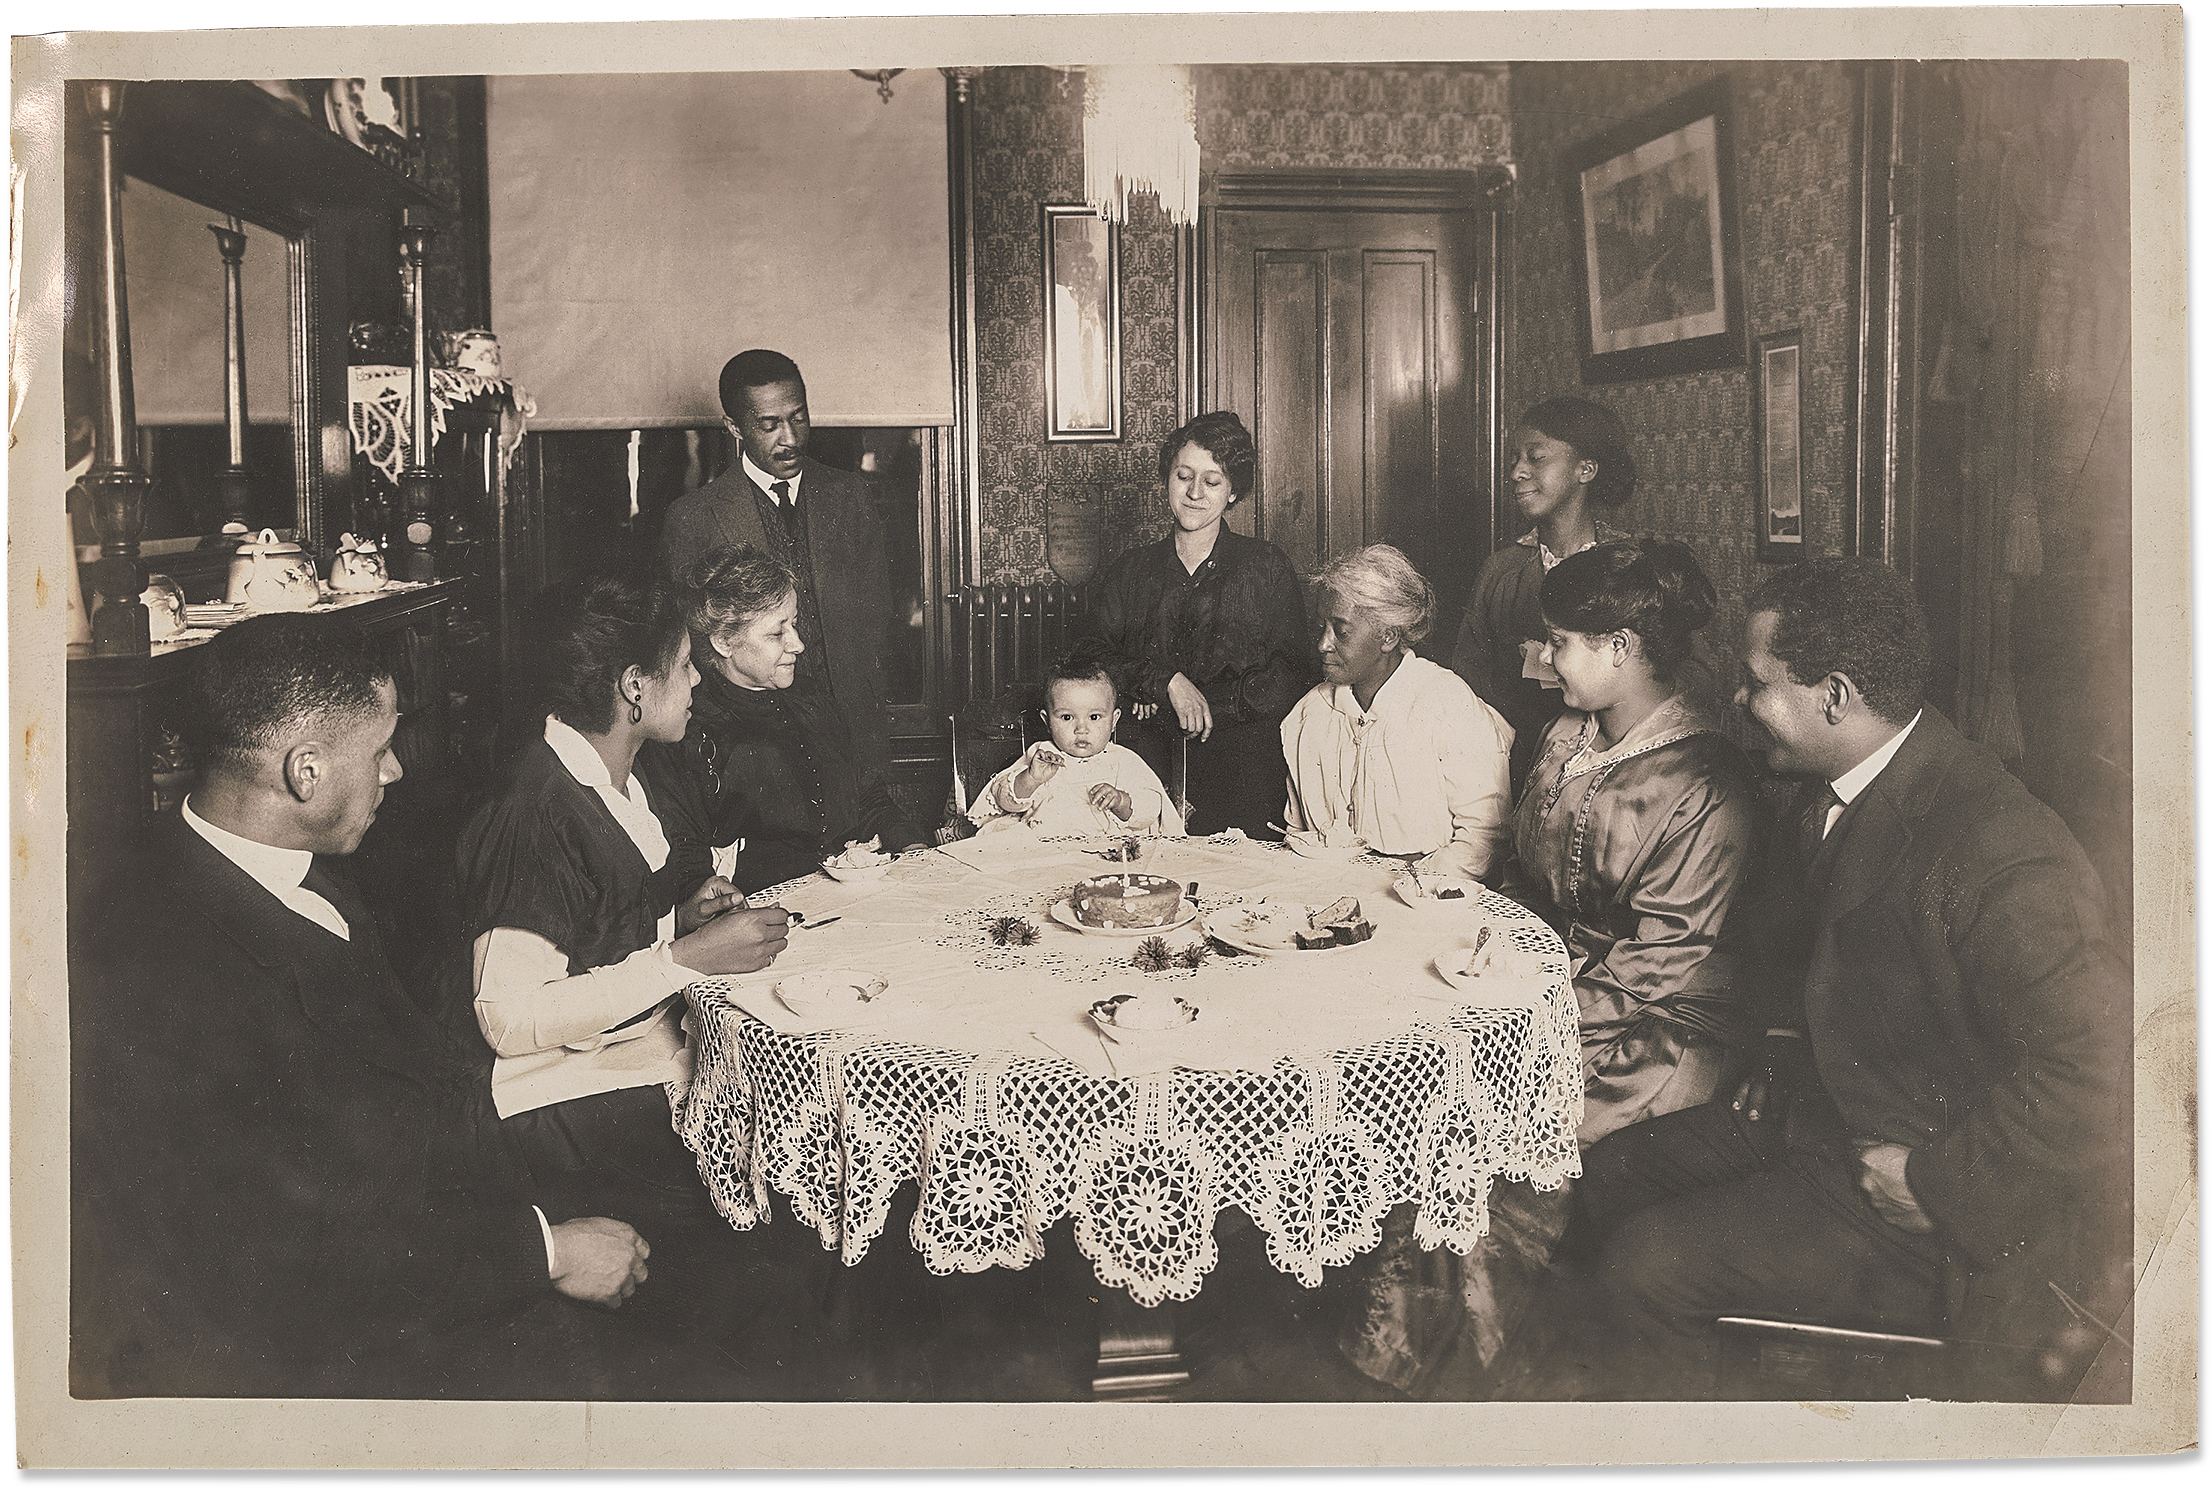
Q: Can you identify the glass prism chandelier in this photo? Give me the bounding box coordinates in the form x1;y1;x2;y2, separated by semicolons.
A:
1080;65;1200;225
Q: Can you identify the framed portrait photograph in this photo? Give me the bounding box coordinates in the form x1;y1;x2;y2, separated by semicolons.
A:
1040;202;1120;441
1754;328;1806;559
1565;76;1746;384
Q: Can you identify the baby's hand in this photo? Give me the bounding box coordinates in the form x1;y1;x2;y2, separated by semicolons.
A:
1027;744;1067;783
1087;782;1134;820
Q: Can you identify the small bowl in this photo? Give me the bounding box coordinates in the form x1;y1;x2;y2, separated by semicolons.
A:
820;857;892;882
1283;830;1367;864
1089;834;1164;865
1392;874;1480;909
1089;992;1198;1036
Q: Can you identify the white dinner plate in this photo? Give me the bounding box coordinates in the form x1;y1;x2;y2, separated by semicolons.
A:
1048;897;1199;938
1202;901;1380;957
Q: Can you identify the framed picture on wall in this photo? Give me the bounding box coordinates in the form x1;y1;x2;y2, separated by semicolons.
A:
1565;76;1747;384
1041;203;1120;442
1754;328;1807;559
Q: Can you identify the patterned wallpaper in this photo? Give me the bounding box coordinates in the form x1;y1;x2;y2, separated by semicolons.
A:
971;64;1513;583
971;58;1857;616
1198;64;1511;169
1508;61;1860;706
970;67;1183;584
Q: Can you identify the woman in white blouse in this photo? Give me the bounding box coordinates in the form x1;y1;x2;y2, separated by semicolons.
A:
1280;545;1515;881
455;574;796;1229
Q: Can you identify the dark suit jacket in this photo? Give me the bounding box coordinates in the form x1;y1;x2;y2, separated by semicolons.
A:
70;816;553;1397
1774;709;2129;1372
658;454;892;769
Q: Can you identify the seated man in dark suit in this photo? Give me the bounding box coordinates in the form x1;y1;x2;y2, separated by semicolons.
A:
69;615;803;1399
658;347;893;771
1573;557;2130;1402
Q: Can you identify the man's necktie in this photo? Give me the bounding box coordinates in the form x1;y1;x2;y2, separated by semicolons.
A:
1798;781;1842;881
771;480;799;543
302;856;391;973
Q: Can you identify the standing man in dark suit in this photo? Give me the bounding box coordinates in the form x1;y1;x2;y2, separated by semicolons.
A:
1572;557;2129;1401
69;616;785;1398
659;348;892;770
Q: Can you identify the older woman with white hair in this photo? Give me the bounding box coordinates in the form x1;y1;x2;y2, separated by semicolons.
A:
1280;544;1514;880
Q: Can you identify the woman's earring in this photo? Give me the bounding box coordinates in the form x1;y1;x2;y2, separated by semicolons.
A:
628;691;644;726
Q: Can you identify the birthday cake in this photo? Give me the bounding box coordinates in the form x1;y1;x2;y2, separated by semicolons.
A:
1068;873;1184;930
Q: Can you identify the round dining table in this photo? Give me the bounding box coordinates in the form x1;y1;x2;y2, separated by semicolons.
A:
673;829;1582;1393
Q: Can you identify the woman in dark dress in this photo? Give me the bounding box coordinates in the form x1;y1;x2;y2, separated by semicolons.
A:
640;545;928;896
454;573;819;1367
1085;411;1317;838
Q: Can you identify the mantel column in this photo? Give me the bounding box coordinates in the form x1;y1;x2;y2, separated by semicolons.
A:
82;80;151;658
392;211;440;582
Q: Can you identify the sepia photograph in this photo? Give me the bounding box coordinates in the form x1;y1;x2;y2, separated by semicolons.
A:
7;1;2193;1472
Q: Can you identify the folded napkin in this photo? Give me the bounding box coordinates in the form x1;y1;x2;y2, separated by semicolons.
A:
754;874;893;922
934;831;1089;877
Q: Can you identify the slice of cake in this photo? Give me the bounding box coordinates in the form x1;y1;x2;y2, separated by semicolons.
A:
1069;873;1185;930
1294;896;1376;950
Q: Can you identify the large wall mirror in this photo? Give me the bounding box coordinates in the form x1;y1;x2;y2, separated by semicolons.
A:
114;177;298;541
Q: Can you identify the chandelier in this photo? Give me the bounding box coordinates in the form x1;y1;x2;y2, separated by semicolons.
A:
1080;65;1200;226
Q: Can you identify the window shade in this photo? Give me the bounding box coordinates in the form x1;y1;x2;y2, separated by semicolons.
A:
487;70;953;429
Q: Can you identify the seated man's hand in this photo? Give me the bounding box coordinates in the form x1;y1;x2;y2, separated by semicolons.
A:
672;904;791;976
676;875;745;937
1729;1030;1818;1126
1855;1142;1936;1233
549;1216;649;1308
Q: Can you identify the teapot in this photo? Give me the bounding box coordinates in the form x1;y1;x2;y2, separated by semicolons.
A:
328;532;389;593
226;528;321;611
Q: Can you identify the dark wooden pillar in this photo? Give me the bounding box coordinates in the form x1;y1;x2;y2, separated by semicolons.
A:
81;81;151;660
392;212;440;581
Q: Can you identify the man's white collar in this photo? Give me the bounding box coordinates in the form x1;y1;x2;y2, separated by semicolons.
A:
1831;710;1922;805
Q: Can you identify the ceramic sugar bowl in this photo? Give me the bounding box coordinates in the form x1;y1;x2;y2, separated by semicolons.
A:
328;532;389;593
140;574;187;639
226;528;321;611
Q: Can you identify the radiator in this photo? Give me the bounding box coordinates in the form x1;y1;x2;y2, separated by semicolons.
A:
949;581;1090;706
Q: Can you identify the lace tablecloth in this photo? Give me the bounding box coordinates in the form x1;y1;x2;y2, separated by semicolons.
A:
674;834;1581;1307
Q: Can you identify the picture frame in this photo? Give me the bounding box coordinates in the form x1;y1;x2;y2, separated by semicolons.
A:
1040;202;1121;441
1754;328;1806;559
1564;76;1747;384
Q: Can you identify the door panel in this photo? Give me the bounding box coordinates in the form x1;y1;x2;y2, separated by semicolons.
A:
1363;251;1437;557
1211;197;1485;657
1254;252;1327;576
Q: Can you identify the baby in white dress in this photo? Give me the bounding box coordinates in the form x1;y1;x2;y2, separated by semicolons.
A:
969;656;1183;838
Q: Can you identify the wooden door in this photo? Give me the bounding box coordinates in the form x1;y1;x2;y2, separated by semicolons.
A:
1206;174;1493;657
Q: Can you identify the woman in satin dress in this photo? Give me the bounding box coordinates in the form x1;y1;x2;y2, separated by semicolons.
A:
1341;537;1766;1396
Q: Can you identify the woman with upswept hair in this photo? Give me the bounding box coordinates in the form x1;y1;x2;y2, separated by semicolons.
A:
1085;410;1317;838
